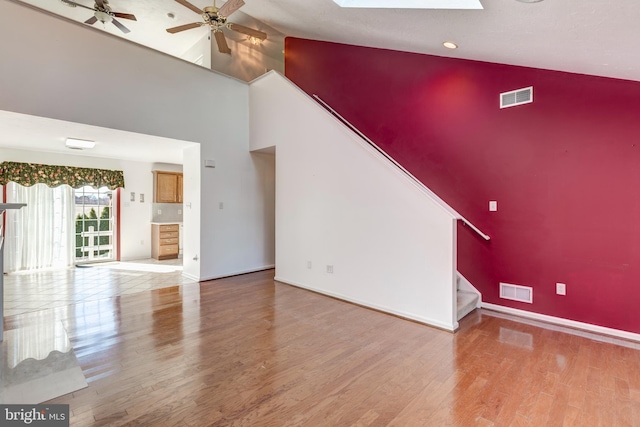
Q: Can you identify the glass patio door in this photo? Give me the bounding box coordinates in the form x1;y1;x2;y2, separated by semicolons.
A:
74;186;116;263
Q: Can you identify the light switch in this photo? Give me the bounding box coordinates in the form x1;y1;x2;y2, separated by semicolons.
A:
489;201;498;212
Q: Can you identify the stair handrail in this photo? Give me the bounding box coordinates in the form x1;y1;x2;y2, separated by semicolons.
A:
313;94;490;241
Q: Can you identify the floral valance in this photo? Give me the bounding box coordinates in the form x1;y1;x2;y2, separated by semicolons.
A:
0;161;125;190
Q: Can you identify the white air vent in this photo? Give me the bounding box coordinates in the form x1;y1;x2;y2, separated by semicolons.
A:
500;86;533;109
499;282;533;304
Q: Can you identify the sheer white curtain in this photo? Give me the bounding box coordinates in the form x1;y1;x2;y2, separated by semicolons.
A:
4;182;76;272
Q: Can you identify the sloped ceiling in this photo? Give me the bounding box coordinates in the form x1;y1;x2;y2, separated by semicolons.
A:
17;0;640;82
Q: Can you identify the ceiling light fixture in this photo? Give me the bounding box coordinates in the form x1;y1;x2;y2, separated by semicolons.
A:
65;138;96;150
443;41;458;49
247;36;263;45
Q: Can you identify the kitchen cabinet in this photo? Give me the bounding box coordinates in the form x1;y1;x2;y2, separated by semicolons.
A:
177;174;183;203
151;223;180;260
153;171;183;203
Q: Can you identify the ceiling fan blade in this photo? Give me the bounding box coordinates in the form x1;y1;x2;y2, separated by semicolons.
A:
227;23;266;40
166;22;203;34
218;0;245;17
111;18;131;34
84;15;98;25
61;0;96;12
95;0;105;8
174;0;203;15
113;12;137;21
214;30;231;54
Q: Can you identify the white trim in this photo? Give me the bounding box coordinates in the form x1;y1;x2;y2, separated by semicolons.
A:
482;302;640;343
181;271;200;281
197;264;275;282
275;276;458;332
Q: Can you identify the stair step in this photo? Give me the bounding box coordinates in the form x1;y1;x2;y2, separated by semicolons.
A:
457;290;479;321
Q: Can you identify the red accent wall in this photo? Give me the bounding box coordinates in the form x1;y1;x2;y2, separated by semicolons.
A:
285;37;640;334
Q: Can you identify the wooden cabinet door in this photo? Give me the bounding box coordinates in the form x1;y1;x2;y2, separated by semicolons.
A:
177;174;183;203
156;172;178;203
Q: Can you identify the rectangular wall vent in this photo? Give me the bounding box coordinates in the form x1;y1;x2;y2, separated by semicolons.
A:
499;282;533;304
500;86;533;109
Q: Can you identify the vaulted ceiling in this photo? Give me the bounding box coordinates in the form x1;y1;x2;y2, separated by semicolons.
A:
19;0;640;82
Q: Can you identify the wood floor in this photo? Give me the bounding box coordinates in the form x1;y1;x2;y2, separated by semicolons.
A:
6;269;640;426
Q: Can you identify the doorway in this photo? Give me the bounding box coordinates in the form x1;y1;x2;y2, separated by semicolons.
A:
74;185;117;264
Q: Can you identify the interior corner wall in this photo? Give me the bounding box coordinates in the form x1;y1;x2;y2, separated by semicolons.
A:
0;148;153;261
210;37;285;83
285;37;640;334
0;1;275;280
250;73;456;330
180;31;284;83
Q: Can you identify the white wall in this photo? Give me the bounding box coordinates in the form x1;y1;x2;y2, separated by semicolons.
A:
250;73;458;331
0;1;275;280
0;148;153;261
182;145;201;280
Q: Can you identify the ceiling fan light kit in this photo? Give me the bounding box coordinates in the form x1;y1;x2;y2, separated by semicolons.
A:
167;0;267;54
61;0;137;33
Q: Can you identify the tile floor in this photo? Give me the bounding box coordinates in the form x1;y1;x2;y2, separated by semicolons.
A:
3;258;194;317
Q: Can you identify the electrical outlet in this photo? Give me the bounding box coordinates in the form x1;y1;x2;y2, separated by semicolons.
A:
307;261;312;269
178;209;182;214
489;201;498;211
219;202;224;209
157;209;162;215
326;265;333;274
140;193;144;203
556;282;566;296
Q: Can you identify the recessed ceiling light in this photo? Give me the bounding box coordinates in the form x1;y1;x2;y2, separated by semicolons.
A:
65;138;95;150
443;41;458;49
167;12;176;19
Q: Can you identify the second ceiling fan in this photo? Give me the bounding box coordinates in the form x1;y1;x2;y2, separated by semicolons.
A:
167;0;267;54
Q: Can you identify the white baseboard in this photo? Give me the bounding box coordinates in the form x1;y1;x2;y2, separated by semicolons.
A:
197;264;275;282
181;271;199;281
275;276;458;332
482;302;640;343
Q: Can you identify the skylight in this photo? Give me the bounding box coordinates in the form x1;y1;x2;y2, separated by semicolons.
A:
332;0;483;9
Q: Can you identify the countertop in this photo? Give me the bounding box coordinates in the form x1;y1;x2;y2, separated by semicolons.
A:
0;203;27;212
